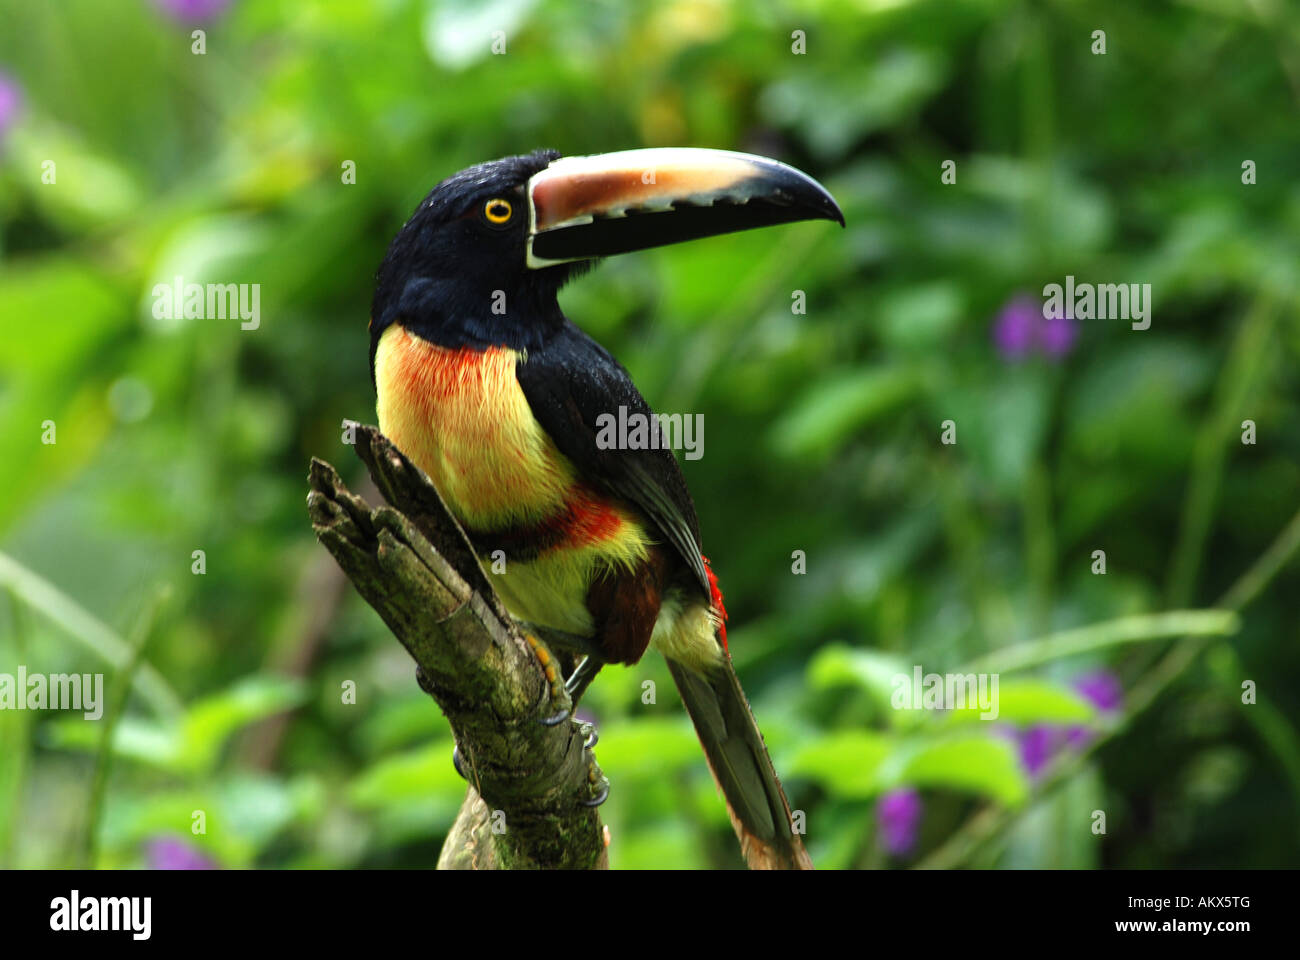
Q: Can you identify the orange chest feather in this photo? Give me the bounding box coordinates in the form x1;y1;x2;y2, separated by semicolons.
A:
374;325;574;528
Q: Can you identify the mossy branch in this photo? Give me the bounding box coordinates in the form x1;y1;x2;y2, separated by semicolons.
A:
306;425;606;870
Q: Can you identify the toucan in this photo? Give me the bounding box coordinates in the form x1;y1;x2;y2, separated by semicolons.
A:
369;147;842;870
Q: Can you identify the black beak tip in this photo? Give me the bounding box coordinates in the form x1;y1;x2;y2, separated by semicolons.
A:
817;186;845;227
788;177;843;227
810;195;845;228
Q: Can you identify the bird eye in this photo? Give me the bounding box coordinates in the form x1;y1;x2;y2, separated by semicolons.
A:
483;198;513;225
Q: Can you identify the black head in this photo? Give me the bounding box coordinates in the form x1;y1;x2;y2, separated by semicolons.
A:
370;149;576;364
369;147;843;373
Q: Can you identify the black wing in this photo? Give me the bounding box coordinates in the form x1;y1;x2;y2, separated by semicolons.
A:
515;319;711;598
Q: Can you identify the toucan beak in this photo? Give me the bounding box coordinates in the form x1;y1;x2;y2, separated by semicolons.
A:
526;147;844;268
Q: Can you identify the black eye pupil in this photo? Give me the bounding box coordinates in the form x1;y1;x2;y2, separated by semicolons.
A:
490;203;507;217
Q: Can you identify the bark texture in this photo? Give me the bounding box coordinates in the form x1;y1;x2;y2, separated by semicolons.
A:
307;425;607;870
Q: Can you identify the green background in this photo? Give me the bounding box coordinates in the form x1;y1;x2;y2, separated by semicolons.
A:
1;0;1298;869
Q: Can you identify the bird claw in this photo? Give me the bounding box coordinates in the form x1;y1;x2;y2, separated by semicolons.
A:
540;706;570;726
452;744;468;780
579;778;610;808
577;720;606;806
564;655;602;707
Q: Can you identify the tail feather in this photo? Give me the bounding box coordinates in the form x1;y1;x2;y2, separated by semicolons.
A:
666;656;813;870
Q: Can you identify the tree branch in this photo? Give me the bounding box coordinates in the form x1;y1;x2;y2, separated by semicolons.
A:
306;425;607;869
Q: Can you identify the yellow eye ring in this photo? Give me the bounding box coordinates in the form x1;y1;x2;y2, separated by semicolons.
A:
483;198;512;224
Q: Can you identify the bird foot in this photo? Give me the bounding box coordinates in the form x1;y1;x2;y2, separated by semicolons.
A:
564;655;603;708
524;633;572;725
454;708;606;807
579;725;609;807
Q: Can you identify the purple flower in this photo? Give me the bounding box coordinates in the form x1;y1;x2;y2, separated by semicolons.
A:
152;0;234;21
1064;724;1094;750
876;788;922;856
1041;311;1078;357
1074;670;1123;713
992;295;1038;359
992;292;1078;361
0;71;23;141
1015;725;1061;779
1009;671;1125;777
1065;670;1123;749
145;836;218;870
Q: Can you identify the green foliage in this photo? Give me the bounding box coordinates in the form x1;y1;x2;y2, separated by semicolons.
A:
1;0;1298;869
47;675;306;775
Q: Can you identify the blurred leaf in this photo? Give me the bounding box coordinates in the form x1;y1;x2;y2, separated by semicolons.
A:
770;367;920;461
897;734;1028;807
179;676;308;774
807;644;922;729
45;716;179;768
347;742;460;809
46;676;306;776
611;821;705;870
998;765;1102;868
1066;342;1214;465
879;282;963;352
937;678;1095;727
594;717;703;779
940;368;1050;493
789;729;893;798
423;0;540;71
0;262;124;531
9;127;144;227
761;50;946;161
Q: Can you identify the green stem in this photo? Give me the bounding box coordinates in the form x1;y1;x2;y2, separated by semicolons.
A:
1022;459;1055;636
960;609;1239;676
0;590;32;867
0;551;183;720
1166;296;1276;607
81;587;170;869
918;504;1300;869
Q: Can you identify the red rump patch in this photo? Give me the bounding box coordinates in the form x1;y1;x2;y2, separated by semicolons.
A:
475;483;625;555
562;485;626;547
702;555;728;651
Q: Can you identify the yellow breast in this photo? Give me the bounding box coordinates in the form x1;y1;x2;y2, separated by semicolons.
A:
373;324;572;529
373;323;658;639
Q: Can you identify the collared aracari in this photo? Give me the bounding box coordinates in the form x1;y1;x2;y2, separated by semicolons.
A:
369;147;841;870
